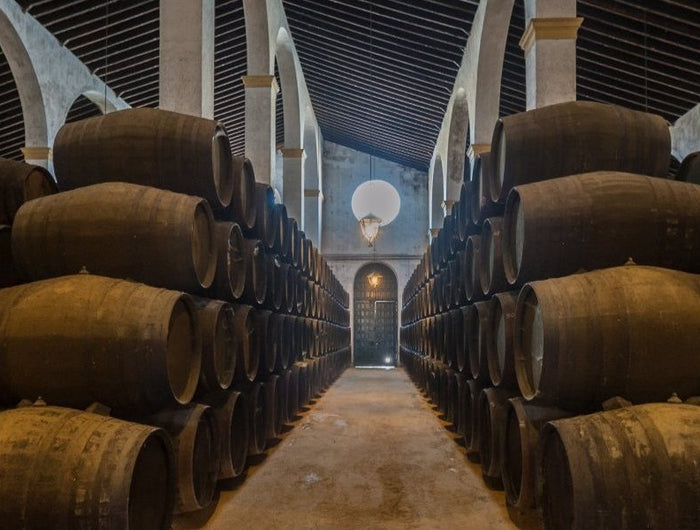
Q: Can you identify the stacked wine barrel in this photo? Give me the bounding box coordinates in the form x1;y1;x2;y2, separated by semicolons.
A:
0;108;350;529
401;101;700;530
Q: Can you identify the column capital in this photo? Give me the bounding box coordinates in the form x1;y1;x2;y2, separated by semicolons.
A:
442;200;455;214
429;228;440;238
281;147;305;159
241;74;280;94
520;17;584;53
467;143;491;159
304;188;321;197
21;146;51;160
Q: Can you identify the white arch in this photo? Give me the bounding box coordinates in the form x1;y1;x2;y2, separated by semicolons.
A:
445;87;470;202
429;156;446;231
276;27;302;149
0;7;47;147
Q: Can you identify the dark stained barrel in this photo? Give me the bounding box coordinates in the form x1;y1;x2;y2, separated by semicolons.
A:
0;406;175;529
463;235;484;302
0;225;18;288
240;238;267;306
289;217;301;267
468;301;492;382
144;404;219;514
540;404;700;530
194;298;236;394
53;108;234;214
0;157;57;225
232;303;258;383
254;309;275;376
457;306;470;373
489;101;671;203
487;291;518;388
515;265;700;408
270;312;289;372
503;171;700;286
265;255;283;313
0;275;200;412
501;398;572;528
464;379;483;463
263;374;283;439
231;157;257;230
203;390;248;480
12;182;216;293
244;381;268;456
281;262;296;313
287;365;300;420
676;151;700;184
478;387;518;490
479;216;508;296
471;153;503;225
457;181;474;241
208;221;246;301
274;203;290;256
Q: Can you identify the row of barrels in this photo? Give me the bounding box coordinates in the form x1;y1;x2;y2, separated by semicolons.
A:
0;108;351;528
403;352;700;530
0;348;350;530
400;100;700;529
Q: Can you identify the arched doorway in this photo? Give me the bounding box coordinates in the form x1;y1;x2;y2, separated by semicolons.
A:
353;263;398;367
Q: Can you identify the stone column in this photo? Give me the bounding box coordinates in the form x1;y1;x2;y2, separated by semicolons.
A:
520;0;583;110
304;188;322;245
21;146;51;172
281;147;305;225
159;0;214;118
243;75;279;185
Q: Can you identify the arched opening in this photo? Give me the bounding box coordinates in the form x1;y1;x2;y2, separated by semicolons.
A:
0;48;25;160
499;0;526;117
353;263;398;367
65;94;103;124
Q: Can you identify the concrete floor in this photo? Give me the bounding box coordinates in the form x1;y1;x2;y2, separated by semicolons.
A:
175;367;517;530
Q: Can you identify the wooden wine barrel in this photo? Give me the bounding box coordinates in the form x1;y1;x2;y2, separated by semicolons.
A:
0;275;200;412
289;217;301;267
0;225;18;288
457;306;470;373
12;182;216;292
457;182;474;241
676;151;700;184
262;375;281;440
231;157;257;230
193;298;236;395
274;203;290;256
514;265;700;408
244;381;268;456
0;157;57;225
275;368;289;426
0;406;175;529
232;304;258;383
489;101;671;203
254;309;275;376
487;291;518;388
464;379;483;463
453;371;467;435
503;171;700;286
478;387;518;490
240;238;267;305
53;107;234;214
250;183;275;247
470;153;503;225
269;312;286;372
468;301;492;382
463;235;485;302
283;366;298;423
208;221;246;301
203;390;248;480
479;216;508;296
144;404;219;514
501;398;572;528
540;404;700;530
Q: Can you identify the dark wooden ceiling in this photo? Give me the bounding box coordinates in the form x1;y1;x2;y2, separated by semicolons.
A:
0;0;698;171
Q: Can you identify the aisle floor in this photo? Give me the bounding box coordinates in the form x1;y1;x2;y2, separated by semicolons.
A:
177;368;517;530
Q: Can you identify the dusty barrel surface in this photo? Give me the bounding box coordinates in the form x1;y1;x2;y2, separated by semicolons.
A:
540;404;700;530
514;265;700;407
480;216;508;296
501;398;572;528
0;275;201;412
231;157;257;230
232;304;258;383
52;107;234;213
478;387;518;490
240;238;267;305
12;182;216;292
145;403;219;514
489;101;671;203
0;225;18;288
503;171;700;286
0;406;175;530
0;157;57;225
203;390;248;480
208;221;246;301
487;291;518;388
193;298;237;394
